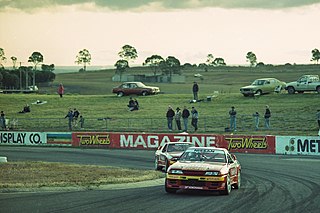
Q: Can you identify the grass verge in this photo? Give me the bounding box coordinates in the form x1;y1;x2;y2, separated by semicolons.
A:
0;161;164;190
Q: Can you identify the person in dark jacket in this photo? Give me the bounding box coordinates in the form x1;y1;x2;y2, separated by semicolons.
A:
175;107;182;131
166;106;175;131
264;105;271;129
192;82;199;100
65;108;73;131
191;106;199;131
182;106;190;132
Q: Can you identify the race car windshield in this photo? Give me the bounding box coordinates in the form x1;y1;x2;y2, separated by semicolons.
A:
180;149;226;163
167;144;192;152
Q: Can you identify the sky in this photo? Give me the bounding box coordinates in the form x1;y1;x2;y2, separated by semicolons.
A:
1;0;320;67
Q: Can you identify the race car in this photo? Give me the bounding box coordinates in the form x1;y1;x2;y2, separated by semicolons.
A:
165;147;241;195
154;142;192;172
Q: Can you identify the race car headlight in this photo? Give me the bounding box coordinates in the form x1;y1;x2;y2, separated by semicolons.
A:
205;171;219;176
169;169;183;175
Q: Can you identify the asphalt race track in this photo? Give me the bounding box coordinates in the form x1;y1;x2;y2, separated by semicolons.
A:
0;146;320;213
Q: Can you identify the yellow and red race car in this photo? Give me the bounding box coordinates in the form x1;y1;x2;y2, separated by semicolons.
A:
155;142;192;172
165;147;241;195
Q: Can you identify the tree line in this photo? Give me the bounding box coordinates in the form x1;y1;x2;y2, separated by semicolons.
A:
1;46;319;88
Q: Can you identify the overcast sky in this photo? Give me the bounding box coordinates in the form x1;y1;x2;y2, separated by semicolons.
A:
1;0;320;66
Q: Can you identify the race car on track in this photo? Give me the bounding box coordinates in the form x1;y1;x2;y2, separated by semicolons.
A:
155;142;192;172
165;147;241;195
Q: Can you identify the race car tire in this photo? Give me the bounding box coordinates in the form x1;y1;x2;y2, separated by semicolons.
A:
165;179;177;194
234;171;241;189
220;174;231;195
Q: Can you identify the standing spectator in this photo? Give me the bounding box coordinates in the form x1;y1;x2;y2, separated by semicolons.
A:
252;112;260;130
191;106;199;131
316;109;320;130
192;82;199;101
0;111;6;130
166;106;175;131
79;115;85;129
73;108;80;127
229;106;237;131
175;107;182;131
264;105;271;129
65;108;73;131
182;106;190;132
57;83;65;98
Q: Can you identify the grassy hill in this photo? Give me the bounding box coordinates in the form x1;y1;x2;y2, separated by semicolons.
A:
1;64;319;135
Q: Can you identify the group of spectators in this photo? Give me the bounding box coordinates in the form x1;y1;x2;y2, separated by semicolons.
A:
65;108;84;130
166;105;199;132
228;105;272;132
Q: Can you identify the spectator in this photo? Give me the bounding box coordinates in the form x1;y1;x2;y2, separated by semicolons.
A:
128;97;138;111
166;106;175;131
79;115;85;129
264;105;271;129
175;107;182;131
65;108;73;131
19;104;30;113
0;111;6;130
133;98;139;111
316;109;320;133
192;82;199;100
191;106;199;131
229;106;237;131
252;112;260;130
58;83;64;98
73;108;80;127
182;106;190;132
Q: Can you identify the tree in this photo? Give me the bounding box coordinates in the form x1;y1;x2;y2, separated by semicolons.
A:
143;55;164;76
41;64;55;72
28;51;44;89
114;59;129;81
206;54;214;66
160;56;181;82
311;48;320;64
75;49;91;71
0;48;7;68
213;58;226;66
118;45;138;66
246;51;257;67
11;56;17;70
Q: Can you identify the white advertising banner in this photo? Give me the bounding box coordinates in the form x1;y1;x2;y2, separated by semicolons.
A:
0;132;47;145
276;136;320;156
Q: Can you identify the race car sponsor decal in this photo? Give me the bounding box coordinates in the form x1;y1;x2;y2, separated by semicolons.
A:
166;174;225;181
222;135;275;154
276;136;320;156
0;131;46;145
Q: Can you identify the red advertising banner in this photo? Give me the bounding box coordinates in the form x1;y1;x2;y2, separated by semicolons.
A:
72;132;221;149
220;135;276;154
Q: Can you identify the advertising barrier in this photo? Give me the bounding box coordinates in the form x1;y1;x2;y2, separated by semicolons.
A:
221;135;276;154
0;131;47;145
47;132;72;146
72;132;220;149
276;136;320;156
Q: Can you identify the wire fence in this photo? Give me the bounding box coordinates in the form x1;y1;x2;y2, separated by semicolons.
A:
4;113;318;134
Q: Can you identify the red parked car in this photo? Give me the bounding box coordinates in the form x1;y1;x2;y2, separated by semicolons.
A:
112;82;160;97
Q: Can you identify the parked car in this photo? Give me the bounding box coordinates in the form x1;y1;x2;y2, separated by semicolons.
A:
285;75;320;94
155;142;192;172
165;147;241;195
112;82;160;97
240;78;286;97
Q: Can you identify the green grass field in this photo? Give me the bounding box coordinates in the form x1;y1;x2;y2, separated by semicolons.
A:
1;65;319;135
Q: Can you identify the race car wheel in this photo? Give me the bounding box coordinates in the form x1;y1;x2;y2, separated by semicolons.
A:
220;174;231;195
155;158;161;171
234;171;241;189
165;179;177;194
